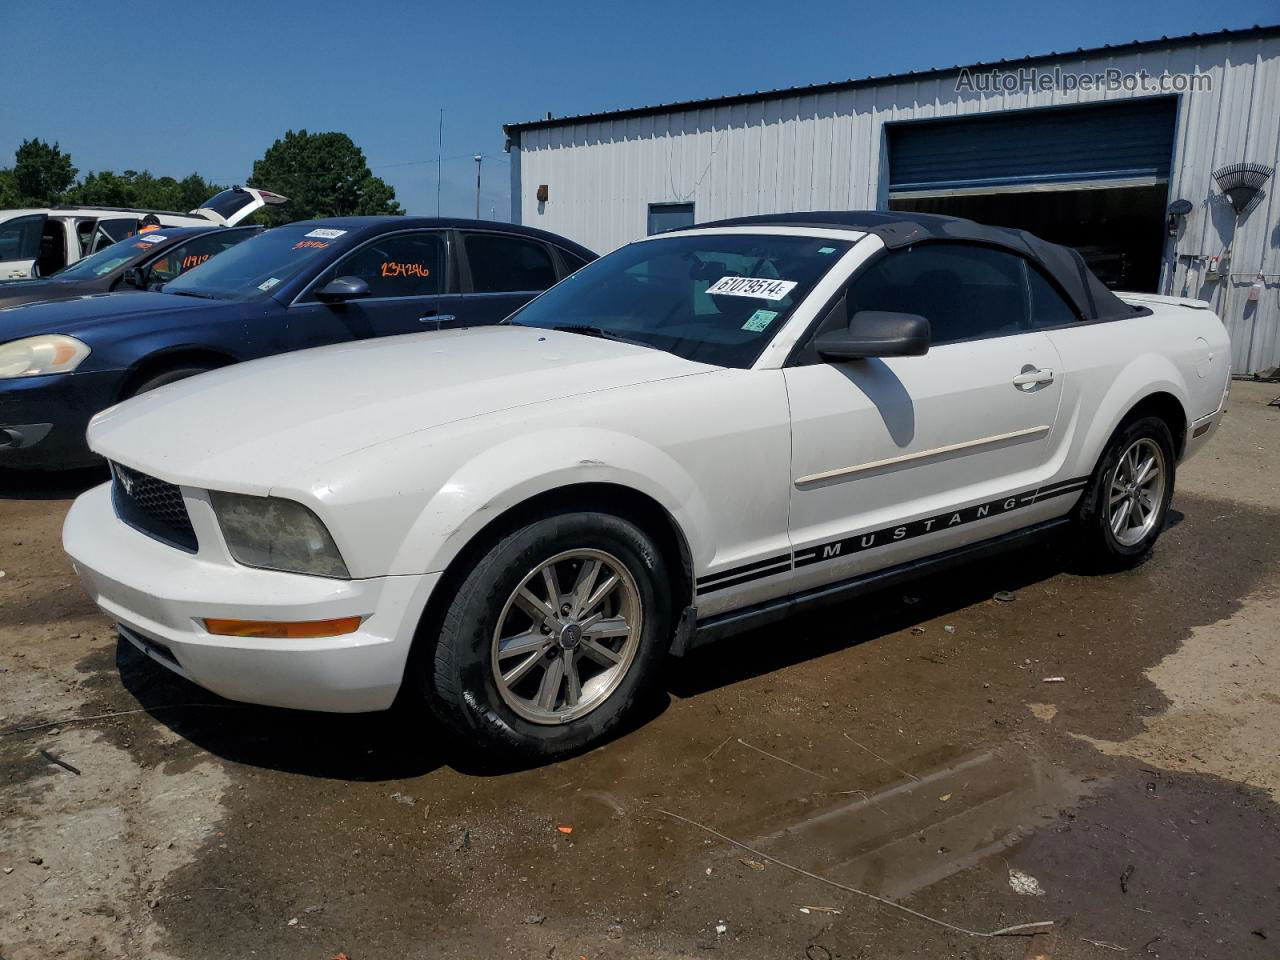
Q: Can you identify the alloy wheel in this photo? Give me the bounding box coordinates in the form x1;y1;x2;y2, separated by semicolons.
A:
1108;437;1166;547
490;548;643;724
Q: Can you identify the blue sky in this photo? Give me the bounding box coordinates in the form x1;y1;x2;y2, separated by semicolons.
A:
2;1;1275;218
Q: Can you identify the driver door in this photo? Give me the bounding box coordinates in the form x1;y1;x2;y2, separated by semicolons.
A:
784;242;1065;594
289;230;458;346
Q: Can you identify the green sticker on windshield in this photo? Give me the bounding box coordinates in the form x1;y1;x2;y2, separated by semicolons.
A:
742;309;778;332
818;246;836;254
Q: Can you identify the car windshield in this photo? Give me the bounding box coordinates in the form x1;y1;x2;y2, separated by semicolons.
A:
50;233;172;280
162;224;341;301
510;233;853;367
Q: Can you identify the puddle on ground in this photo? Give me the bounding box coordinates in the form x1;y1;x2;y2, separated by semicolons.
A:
749;745;1090;900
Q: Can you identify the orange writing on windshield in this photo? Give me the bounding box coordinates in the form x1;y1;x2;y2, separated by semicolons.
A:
293;240;330;250
381;262;431;278
181;254;211;269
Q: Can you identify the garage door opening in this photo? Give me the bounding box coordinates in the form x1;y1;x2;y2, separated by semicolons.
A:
887;98;1177;292
891;184;1167;291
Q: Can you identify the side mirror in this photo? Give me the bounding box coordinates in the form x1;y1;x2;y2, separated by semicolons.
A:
815;310;931;360
121;267;147;289
315;276;370;303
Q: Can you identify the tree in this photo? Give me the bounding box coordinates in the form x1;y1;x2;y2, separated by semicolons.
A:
248;130;401;224
12;139;77;204
63;170;225;211
0;168;19;207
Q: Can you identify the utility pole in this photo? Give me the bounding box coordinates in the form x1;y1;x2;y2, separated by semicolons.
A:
473;155;483;219
436;109;444;217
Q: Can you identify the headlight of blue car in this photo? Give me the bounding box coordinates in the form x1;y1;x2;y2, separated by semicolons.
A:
0;334;91;378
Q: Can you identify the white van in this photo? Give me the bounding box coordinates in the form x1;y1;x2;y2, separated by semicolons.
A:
0;186;286;279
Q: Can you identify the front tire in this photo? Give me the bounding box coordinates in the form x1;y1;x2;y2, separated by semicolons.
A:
420;511;672;758
1075;415;1176;570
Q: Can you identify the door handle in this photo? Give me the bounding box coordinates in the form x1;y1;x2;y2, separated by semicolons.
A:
1012;367;1055;388
419;313;456;327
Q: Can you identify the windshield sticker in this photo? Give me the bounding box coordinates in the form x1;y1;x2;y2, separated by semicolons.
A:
742;309;778;332
258;277;281;291
305;228;347;239
818;246;836;254
138;234;167;243
706;276;798;301
293;240;330;250
380;261;431;279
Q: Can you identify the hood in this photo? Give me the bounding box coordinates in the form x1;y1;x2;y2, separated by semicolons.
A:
0;279;80;310
88;325;715;491
0;291;214;341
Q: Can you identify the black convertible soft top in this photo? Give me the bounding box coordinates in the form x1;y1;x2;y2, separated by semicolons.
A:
693;211;1142;323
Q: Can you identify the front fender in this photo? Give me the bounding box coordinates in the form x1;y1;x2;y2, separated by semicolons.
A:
391;427;713;576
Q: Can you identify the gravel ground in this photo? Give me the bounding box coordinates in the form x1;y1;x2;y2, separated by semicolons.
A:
1;381;1277;960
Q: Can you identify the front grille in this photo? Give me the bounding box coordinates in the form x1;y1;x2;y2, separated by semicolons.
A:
110;462;198;553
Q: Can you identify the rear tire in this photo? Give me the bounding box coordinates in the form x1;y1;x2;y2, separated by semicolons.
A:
418;511;672;758
129;366;213;396
1075;415;1176;570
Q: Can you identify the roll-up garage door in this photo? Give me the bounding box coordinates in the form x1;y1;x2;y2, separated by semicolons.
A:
888;97;1177;195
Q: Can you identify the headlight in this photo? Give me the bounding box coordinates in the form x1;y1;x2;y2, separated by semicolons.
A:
209;491;350;579
0;334;91;378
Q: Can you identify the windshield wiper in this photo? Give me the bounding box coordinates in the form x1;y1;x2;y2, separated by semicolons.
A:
166;290;219;300
550;324;650;348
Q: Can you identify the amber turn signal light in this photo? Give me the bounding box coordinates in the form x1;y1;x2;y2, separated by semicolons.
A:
202;616;363;639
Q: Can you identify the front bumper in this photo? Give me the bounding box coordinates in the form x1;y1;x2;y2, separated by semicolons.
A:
0;370;121;469
63;481;440;712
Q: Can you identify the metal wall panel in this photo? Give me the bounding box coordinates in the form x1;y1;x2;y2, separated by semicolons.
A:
512;35;1280;372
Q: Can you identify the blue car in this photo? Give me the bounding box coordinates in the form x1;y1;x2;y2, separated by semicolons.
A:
0;217;595;469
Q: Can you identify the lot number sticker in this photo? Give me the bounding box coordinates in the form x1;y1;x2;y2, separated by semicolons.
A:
707;276;797;301
305;228;347;239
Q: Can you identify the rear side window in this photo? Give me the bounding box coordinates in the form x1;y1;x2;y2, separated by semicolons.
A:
557;248;591;276
100;218;139;243
846;243;1028;345
464;233;556;293
330;232;444;298
1026;264;1080;328
149;230;253;283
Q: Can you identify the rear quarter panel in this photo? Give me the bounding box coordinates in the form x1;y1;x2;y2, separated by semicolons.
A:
1046;302;1230;477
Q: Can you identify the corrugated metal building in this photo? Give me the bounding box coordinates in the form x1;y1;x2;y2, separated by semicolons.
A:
505;25;1280;374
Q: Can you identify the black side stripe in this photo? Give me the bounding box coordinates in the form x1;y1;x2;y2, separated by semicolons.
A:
696;552;791;588
696;476;1090;596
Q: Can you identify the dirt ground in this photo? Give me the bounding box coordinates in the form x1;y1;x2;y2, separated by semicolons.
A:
2;382;1278;960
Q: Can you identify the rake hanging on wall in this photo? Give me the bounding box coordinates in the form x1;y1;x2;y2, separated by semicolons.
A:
1212;162;1274;216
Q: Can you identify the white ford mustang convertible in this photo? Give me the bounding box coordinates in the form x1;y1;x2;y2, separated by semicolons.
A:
64;212;1231;757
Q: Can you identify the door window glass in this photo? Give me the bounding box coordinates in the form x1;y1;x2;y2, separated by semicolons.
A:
846;243;1028;344
326;232;444;298
75;219;97;256
464;233;556;293
1026;264;1080;328
0;215;45;261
